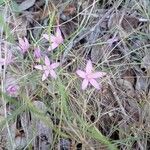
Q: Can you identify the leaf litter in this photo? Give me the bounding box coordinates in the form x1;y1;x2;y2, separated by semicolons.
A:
0;0;150;149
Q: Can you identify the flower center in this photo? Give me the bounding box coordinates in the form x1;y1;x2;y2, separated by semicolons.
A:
86;73;92;80
45;65;52;72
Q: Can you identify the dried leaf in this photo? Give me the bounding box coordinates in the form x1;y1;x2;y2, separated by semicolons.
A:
10;1;21;13
60;3;77;21
141;53;150;75
33;100;47;111
90;34;113;63
59;139;71;150
108;13;139;32
121;16;139;32
0;129;7;149
8;123;26;149
15;136;26;149
33;3;55;21
18;0;35;11
91;45;104;63
133;65;150;97
121;69;136;86
135;75;149;92
9;16;28;38
31;101;53;150
117;79;135;97
60;21;77;38
20;101;53;149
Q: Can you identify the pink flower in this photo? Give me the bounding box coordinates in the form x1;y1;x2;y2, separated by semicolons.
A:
34;56;59;81
34;47;42;62
6;84;19;97
43;26;63;51
76;60;107;90
18;37;30;54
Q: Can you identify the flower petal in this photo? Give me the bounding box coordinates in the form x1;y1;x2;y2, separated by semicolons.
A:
50;35;57;43
45;56;50;66
43;34;56;42
107;37;118;45
82;79;89;90
43;34;49;40
24;37;29;48
42;74;47;81
58;36;63;44
90;72;107;78
56;26;62;38
86;60;93;74
89;79;100;90
42;70;49;81
6;84;19;97
48;42;59;51
18;37;29;53
34;65;43;70
18;38;24;46
50;62;59;69
76;70;86;78
49;69;57;79
56;27;63;43
34;48;41;59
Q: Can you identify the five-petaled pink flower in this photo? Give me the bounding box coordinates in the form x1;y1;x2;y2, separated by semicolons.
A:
43;26;63;51
76;60;107;90
34;47;42;62
34;56;59;81
18;37;30;54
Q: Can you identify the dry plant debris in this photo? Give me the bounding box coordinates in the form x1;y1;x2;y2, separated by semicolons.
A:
0;0;150;149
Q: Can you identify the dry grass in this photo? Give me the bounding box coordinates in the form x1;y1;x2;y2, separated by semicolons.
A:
0;0;150;149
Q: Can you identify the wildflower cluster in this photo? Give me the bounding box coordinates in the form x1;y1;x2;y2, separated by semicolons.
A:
1;25;107;97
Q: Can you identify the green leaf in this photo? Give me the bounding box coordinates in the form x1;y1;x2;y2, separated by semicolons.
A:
0;0;5;5
10;1;21;13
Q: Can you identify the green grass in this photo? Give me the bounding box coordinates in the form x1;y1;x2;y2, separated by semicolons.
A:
0;0;150;149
